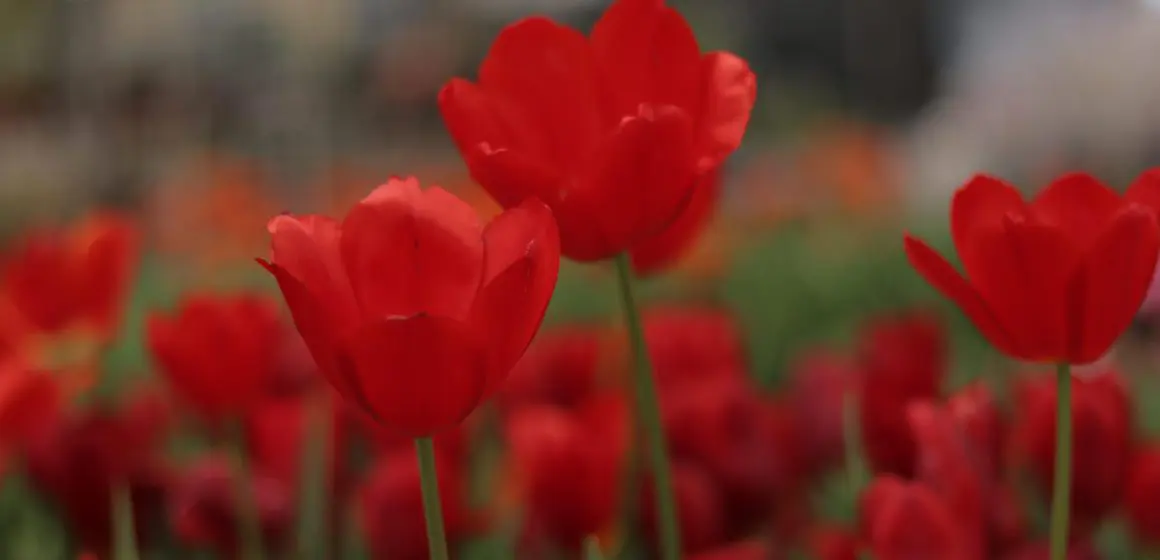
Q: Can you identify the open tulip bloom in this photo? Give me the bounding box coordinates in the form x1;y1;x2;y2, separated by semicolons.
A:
903;170;1160;560
261;178;559;559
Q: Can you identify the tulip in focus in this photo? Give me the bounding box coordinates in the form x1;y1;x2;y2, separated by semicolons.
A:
261;177;560;437
439;0;756;261
904;171;1160;364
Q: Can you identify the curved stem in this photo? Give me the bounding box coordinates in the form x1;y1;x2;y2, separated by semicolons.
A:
613;253;681;560
415;437;450;560
1049;362;1073;560
230;422;266;560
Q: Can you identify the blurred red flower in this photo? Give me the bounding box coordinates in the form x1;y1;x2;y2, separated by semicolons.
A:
1125;443;1160;548
505;398;628;552
359;448;477;560
148;294;282;421
261;177;559;437
24;390;171;556
859;475;976;560
1011;369;1131;537
687;540;773;560
856;312;947;477
498;325;607;413
641;462;727;555
631;170;723;276
644;306;748;390
1000;541;1103;560
785;350;856;474
439;0;755;261
904;171;1160;364
2;212;138;339
807;526;861;560
169;456;293;557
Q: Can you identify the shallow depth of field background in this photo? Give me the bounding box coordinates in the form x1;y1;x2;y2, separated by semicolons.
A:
4;0;1160;558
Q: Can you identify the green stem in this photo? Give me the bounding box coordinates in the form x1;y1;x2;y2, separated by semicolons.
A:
296;398;329;560
613;253;681;560
415;437;450;560
111;483;140;560
1050;363;1073;560
585;536;607;560
230;422;266;560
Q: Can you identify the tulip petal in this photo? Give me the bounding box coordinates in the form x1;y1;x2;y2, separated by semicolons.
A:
1030;172;1123;247
340;180;485;320
969;217;1077;362
631;168;721;276
267;214;358;329
591;0;701;121
1068;207;1160;363
903;235;1018;357
950;174;1025;281
582;104;697;258
479;17;601;168
339;315;486;437
472;199;561;394
694;53;757;172
259;261;376;415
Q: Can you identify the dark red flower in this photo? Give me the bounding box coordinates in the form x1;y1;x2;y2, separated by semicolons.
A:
807;527;861;560
859;476;976;560
260;178;559;437
498;325;606;413
359;448;477;560
644;306;748;390
631;169;722;275
907;400;986;560
946;382;1006;479
785;349;857;474
169;456;293;557
1000;541;1103;560
439;0;755;261
2;212;138;337
1011;369;1131;537
505;399;628;551
663;376;791;531
857;313;947;477
904;171;1160;364
687;540;772;560
0;368;61;456
148;293;282;420
641;462;727;555
24;392;171;556
1123;443;1160;547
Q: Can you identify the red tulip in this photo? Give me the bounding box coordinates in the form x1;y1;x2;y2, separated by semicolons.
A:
1123;443;1160;547
359;449;477;560
2;212;138;337
439;0;755;260
24;392;171;556
1000;541;1103;560
687;540;772;560
170;456;293;557
859;476;976;560
907;401;986;560
663;377;789;529
498;325;606;413
644;306;748;390
785;349;857;474
807;527;861;560
260;177;559;437
857;313;947;477
904;171;1160;364
505;399;628;550
631;169;722;275
946;383;1006;479
148;294;282;420
0;368;60;453
1011;369;1131;537
642;463;727;555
